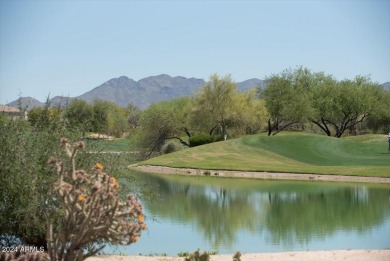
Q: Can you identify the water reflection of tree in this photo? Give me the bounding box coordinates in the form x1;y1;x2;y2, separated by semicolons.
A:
142;175;264;249
265;188;390;246
135;173;390;249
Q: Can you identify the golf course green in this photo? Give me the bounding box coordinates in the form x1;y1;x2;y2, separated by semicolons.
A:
140;132;390;177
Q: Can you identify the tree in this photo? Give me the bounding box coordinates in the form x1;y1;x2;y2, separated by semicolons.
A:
64;99;93;137
310;76;384;137
106;105;129;137
194;74;237;138
229;88;269;135
126;103;142;129
91;100;109;134
262;67;313;135
28;103;64;131
91;100;129;137
139;97;193;157
364;89;390;133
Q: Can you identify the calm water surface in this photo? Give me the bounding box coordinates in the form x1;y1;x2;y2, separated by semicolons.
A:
107;170;390;255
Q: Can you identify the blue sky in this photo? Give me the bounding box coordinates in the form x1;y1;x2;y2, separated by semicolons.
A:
0;0;389;104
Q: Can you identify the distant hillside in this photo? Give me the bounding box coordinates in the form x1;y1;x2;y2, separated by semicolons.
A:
382;82;390;90
77;74;264;109
14;75;389;109
49;96;73;107
77;74;207;109
8;97;43;110
237;78;265;91
7;96;72;110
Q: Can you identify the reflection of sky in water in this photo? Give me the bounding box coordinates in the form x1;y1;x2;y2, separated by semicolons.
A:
104;179;390;256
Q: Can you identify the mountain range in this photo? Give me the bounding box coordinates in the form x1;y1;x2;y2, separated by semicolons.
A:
6;74;389;110
7;74;264;110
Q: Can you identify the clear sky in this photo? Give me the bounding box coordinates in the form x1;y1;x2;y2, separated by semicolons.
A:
0;0;389;104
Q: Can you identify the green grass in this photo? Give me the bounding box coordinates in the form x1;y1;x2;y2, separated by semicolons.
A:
86;138;136;151
140;132;390;177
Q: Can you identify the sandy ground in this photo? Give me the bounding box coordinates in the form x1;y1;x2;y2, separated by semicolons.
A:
86;250;390;261
133;165;390;184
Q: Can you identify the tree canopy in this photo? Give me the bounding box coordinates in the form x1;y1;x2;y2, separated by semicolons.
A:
262;67;386;137
261;67;314;135
138;74;267;157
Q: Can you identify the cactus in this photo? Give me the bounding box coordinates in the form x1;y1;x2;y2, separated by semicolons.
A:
46;138;146;260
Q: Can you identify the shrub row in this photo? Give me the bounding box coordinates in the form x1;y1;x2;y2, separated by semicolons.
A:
189;133;224;147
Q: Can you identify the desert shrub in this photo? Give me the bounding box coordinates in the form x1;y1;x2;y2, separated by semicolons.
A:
233;251;241;261
184;249;210;261
0;112;119;248
46;138;146;260
162;141;181;154
0;115;75;248
189;133;223;147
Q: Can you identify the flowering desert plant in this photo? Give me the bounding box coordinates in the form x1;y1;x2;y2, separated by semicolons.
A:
46;138;146;260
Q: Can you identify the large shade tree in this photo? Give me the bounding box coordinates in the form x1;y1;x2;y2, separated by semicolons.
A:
363;89;390;133
310;76;384;137
261;67;313;135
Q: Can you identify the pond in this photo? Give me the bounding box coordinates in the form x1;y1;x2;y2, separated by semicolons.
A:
106;170;390;256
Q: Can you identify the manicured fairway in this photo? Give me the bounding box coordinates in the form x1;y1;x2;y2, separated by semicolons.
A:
140;133;390;177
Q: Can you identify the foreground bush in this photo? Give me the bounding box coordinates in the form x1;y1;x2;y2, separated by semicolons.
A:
46;138;146;260
0;114;73;247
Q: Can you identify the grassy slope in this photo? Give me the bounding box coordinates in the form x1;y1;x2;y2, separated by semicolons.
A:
141;133;390;177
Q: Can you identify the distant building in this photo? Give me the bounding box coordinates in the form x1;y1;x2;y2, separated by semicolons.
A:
0;105;28;120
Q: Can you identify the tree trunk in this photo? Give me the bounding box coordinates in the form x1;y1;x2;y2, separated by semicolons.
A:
267;119;272;136
209;124;219;136
311;118;331;136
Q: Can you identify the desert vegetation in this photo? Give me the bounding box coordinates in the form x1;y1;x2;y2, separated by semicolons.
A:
10;67;390;159
262;68;389;137
46;138;146;260
0;104;143;257
0;67;389;258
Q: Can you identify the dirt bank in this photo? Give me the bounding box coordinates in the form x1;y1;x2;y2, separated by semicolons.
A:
132;165;390;184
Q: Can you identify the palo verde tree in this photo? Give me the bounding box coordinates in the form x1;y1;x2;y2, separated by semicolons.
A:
193;74;237;138
91;100;129;137
261;67;313;135
228;88;269;135
310;75;384;137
